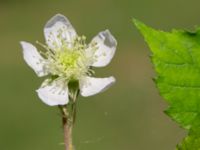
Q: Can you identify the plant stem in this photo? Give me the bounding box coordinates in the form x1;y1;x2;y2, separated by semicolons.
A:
63;112;73;150
59;81;79;150
60;105;74;150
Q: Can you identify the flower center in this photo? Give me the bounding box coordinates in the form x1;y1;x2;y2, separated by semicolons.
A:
55;48;88;80
38;35;97;81
58;50;80;70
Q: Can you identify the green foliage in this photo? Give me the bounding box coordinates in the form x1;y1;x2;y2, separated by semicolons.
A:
134;19;200;149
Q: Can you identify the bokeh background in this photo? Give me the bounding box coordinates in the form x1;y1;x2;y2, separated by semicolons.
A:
1;0;200;149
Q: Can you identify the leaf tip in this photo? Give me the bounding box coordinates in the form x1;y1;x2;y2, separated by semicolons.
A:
132;18;145;31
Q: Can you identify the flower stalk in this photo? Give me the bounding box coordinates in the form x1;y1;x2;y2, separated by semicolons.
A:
59;105;73;150
59;81;79;150
60;105;74;150
59;103;76;150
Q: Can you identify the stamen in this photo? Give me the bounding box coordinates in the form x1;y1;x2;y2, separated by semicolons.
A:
36;34;97;81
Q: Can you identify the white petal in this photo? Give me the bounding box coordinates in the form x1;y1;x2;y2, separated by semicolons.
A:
44;14;77;50
91;30;117;67
36;80;69;106
20;41;47;77
80;76;116;97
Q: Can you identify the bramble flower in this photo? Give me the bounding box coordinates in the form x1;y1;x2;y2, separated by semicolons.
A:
20;14;117;106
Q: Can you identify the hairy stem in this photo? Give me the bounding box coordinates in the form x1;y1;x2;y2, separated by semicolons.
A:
59;81;79;150
59;105;75;150
63;112;73;150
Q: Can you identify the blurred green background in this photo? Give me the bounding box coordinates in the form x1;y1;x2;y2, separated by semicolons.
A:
1;0;200;149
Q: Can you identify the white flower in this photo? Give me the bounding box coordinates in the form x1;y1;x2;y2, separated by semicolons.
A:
20;14;117;106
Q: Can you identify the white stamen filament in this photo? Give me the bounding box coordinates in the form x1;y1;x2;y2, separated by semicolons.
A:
36;33;98;82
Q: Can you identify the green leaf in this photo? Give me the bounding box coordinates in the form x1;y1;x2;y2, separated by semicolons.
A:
133;19;200;149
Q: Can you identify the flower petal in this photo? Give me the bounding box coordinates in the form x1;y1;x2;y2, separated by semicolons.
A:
80;76;116;97
44;14;77;50
36;79;69;106
20;41;47;77
90;30;117;67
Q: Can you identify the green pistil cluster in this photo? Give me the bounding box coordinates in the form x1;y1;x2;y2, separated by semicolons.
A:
38;35;97;81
